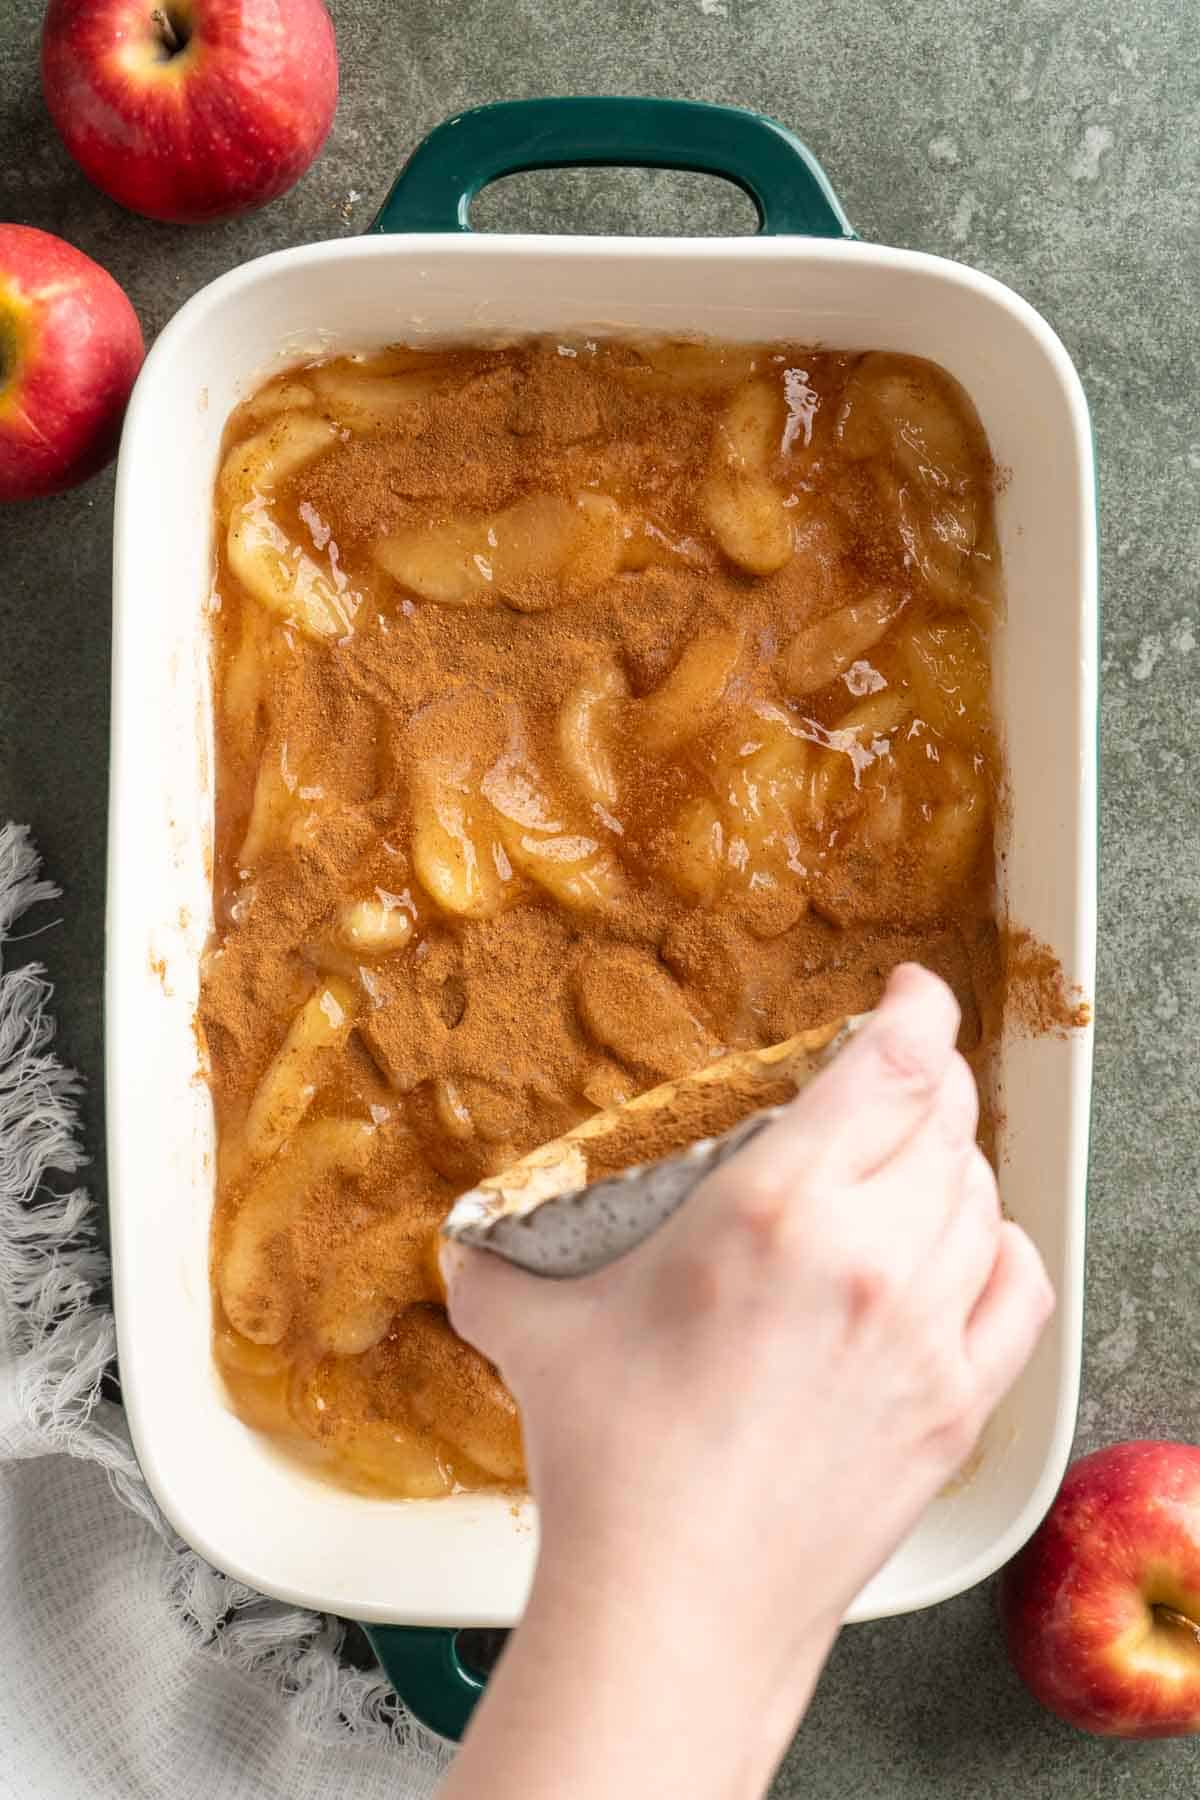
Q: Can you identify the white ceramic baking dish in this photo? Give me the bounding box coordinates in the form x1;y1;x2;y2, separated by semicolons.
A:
108;98;1095;1733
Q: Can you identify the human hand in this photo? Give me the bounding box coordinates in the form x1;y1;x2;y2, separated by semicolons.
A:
441;965;1054;1796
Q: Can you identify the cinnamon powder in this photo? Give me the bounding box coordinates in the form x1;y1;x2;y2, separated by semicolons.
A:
581;1074;801;1182
1002;927;1092;1036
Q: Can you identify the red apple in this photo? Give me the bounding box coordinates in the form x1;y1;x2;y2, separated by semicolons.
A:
0;225;144;502
41;0;338;224
1000;1440;1200;1737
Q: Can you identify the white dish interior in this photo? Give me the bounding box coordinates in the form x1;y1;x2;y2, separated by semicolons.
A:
109;232;1096;1626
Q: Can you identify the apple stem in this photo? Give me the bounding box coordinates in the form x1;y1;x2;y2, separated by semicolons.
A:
1154;1605;1200;1650
151;7;181;53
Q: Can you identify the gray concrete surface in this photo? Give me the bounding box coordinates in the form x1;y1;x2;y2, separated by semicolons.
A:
2;0;1197;1791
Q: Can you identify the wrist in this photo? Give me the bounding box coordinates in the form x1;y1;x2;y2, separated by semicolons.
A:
534;1510;843;1674
524;1533;838;1791
442;1529;838;1800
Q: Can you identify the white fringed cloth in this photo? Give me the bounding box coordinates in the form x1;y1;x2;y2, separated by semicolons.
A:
0;825;450;1798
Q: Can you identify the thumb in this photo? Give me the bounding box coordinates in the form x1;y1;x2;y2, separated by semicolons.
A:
440;1238;562;1370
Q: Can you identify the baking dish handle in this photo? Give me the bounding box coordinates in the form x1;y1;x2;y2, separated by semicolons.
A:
363;1623;486;1742
371;96;852;239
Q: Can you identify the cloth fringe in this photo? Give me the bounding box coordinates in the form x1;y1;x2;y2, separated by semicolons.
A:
0;822;450;1773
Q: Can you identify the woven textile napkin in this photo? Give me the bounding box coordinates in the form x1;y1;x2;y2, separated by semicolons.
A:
0;824;451;1799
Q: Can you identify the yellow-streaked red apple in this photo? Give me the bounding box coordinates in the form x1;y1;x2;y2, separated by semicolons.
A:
0;225;144;502
41;0;338;224
1000;1440;1200;1737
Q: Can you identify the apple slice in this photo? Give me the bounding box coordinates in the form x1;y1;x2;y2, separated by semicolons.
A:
376;492;623;610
